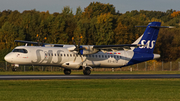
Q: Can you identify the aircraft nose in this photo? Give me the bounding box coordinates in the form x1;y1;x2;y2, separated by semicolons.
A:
4;53;13;63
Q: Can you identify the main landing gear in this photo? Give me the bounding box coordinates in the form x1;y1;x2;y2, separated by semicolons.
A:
64;69;71;75
83;67;91;75
63;67;92;75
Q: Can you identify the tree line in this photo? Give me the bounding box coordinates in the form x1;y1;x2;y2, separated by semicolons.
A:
0;2;180;62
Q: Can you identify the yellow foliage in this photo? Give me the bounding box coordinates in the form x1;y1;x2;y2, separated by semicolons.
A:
97;12;112;24
148;60;158;63
148;18;164;25
171;11;180;17
148;18;161;22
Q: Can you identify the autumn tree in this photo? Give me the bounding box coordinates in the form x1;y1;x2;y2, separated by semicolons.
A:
82;2;116;18
95;13;115;45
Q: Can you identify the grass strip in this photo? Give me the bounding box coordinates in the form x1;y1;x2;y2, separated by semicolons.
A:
0;79;180;101
0;71;180;75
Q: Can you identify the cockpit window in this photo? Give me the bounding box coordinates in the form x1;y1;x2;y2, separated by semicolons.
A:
12;49;28;53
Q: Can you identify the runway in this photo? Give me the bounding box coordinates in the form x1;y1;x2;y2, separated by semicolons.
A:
1;74;180;80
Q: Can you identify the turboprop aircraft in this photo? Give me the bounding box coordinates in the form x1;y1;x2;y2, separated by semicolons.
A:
4;22;171;75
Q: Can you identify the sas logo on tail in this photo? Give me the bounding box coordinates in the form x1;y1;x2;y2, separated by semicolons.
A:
139;40;155;49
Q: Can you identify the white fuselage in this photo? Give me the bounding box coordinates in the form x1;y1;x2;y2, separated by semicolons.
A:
5;46;135;69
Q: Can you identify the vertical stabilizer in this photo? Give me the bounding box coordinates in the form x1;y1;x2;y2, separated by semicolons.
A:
133;22;161;53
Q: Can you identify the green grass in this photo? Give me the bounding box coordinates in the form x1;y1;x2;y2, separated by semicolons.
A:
0;71;180;75
0;79;180;101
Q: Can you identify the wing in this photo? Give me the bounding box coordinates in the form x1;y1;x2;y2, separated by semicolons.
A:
15;40;40;45
15;40;142;54
14;40;64;47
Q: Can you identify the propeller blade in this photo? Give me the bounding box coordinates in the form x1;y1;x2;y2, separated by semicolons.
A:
78;36;82;47
41;37;47;46
73;54;77;62
36;36;40;46
80;54;83;62
72;37;77;48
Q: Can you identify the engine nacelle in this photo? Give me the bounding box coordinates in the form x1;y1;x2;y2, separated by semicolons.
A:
68;45;99;55
62;62;83;70
81;46;99;55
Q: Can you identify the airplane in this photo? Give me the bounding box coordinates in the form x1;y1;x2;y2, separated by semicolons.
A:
4;22;171;75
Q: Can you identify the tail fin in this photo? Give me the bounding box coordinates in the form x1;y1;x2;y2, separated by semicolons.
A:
133;22;161;53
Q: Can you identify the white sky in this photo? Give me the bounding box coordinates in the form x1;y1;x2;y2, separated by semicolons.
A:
0;0;180;14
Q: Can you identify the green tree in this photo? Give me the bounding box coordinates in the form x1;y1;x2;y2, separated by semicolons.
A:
95;13;115;45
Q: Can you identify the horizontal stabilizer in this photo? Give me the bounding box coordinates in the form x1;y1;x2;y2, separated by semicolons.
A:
135;26;175;28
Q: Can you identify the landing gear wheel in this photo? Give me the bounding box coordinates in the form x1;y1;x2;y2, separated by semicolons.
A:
12;67;17;71
64;69;71;75
83;68;91;75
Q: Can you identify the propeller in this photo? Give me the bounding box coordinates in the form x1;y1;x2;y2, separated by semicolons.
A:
71;36;86;62
36;34;47;46
36;34;40;46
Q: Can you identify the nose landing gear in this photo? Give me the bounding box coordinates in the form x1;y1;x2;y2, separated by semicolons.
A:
12;67;17;71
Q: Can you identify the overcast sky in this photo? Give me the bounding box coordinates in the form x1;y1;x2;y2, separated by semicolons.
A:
1;0;180;14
